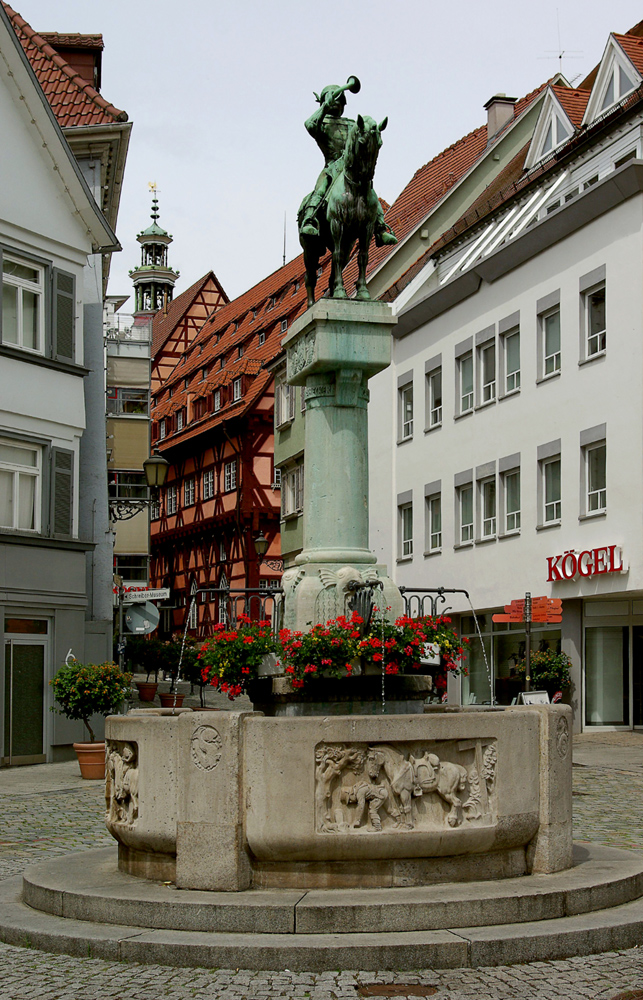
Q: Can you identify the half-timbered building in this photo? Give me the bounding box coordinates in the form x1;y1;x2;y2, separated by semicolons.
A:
149;255;323;636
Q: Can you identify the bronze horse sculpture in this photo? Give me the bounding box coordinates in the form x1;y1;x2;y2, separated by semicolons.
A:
298;113;392;307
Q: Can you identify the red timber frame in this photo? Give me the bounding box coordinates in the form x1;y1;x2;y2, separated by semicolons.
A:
150;405;281;638
151;277;227;394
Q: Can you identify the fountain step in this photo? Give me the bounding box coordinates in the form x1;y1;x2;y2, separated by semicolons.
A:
20;844;643;935
3;865;643;970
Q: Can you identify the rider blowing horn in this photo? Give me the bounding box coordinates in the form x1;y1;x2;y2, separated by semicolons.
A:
299;76;397;248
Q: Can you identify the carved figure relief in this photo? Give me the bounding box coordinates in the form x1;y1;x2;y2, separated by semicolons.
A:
315;739;497;833
482;743;497;793
106;741;139;828
556;716;570;759
287;331;316;377
191;725;223;771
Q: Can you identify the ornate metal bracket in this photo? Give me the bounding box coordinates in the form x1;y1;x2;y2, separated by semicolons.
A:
109;499;151;522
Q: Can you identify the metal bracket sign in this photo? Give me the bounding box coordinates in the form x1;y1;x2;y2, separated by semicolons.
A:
122;588;170;606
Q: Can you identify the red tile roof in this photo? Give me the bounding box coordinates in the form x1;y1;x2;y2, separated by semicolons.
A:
3;3;127;126
151;251;334;448
614;33;643;77
359;81;550;283
151;272;228;358
551;85;590;126
38;32;103;50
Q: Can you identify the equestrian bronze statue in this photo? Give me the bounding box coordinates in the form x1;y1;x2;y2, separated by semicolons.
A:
298;77;397;307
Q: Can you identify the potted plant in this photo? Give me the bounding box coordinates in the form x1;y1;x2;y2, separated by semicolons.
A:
50;660;132;778
357;613;468;677
199;615;275;699
516;648;572;700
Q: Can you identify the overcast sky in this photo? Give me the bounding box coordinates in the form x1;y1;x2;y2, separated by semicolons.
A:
17;0;643;304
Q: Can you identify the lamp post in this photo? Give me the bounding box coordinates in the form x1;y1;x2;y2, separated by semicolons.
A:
253;531;269;566
109;448;170;521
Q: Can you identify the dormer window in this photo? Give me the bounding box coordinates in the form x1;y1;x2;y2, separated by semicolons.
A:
600;62;637;112
184;377;189;389
540;114;571;157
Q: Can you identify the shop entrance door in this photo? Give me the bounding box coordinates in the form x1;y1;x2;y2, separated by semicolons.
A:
3;639;46;765
633;626;643;728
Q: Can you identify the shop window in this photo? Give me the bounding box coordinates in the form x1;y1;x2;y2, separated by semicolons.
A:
585;626;629;726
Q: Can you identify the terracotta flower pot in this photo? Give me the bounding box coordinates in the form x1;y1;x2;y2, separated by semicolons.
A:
73;741;105;780
135;681;158;702
158;692;185;708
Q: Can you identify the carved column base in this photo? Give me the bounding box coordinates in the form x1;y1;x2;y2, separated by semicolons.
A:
281;561;404;634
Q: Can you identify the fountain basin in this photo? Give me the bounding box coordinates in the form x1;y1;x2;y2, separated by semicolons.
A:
105;704;572;891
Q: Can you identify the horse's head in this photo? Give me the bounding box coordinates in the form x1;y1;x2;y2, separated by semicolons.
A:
344;114;386;180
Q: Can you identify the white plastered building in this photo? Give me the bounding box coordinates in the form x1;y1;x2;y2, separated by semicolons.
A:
369;27;643;732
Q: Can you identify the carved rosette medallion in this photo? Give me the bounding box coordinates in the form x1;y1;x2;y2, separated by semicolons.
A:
191;725;223;771
314;738;497;834
556;716;570;759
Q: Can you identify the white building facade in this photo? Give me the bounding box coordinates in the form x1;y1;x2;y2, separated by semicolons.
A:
369;30;643;732
0;8;120;763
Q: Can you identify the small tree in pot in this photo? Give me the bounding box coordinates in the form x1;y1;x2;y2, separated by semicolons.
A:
50;660;132;778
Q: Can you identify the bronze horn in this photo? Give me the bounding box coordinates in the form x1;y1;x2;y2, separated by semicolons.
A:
340;75;361;95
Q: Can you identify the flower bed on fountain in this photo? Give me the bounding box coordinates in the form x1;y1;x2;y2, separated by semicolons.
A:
197;612;467;715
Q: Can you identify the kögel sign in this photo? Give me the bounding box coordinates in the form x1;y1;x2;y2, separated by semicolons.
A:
546;545;625;582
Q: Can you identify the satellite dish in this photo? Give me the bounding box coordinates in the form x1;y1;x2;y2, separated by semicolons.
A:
124;601;160;635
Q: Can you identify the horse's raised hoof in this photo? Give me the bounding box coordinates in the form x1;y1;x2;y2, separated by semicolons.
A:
375;231;398;247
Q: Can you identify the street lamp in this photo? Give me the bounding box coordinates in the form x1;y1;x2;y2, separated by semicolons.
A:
109;448;170;522
253;530;269;565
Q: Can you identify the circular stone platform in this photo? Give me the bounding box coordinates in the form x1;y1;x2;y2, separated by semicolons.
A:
2;843;643;970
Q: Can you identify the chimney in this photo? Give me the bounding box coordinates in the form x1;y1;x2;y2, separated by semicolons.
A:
484;94;517;140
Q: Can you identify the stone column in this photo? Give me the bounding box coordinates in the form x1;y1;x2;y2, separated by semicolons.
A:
281;300;404;631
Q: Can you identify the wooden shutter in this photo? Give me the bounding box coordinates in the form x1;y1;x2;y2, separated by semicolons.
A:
50;448;73;536
52;268;75;362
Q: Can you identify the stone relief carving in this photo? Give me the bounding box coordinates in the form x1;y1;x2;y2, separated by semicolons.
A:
191;725;223;771
556;716;570;759
106;741;139;828
287;330;316;377
315;739;497;833
482;743;497;793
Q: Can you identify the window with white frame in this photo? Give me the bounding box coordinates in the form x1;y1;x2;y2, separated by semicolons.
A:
159;419;166;439
219;539;226;561
2;255;45;354
503;469;521;532
600;60;637;113
427;367;442;427
282;463;304;516
150;499;161;520
426;493;441;551
176;409;184;431
543;308;561;376
399;502;413;558
203;468;214;500
399;381;413;440
503;330;520;393
0;438;40;531
259;578;281;590
585;285;606;357
543;457;561;523
586;441;606;514
213;389;221;411
480;477;496;539
479;341;496;403
275;379;295;427
184;477;195;506
106;388;149;415
459;353;473;413
258;331;266;345
166;483;177;515
272;466;282;489
233;377;242;401
218;572;228;624
224;459;237;492
459;485;474;543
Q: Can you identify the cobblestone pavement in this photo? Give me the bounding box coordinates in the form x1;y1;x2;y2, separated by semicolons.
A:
0;732;642;998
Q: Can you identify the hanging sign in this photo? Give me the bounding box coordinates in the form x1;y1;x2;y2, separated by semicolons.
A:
546;545;625;583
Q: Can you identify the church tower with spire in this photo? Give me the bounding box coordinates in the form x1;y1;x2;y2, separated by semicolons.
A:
129;186;179;315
